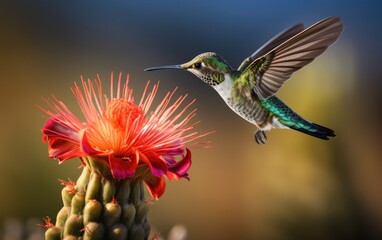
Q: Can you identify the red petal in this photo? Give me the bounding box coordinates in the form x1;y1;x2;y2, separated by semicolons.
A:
80;130;112;156
168;148;192;179
42;117;83;161
108;151;139;179
144;174;166;199
139;152;168;177
166;172;181;181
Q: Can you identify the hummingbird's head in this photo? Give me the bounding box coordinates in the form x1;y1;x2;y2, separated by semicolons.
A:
145;52;234;86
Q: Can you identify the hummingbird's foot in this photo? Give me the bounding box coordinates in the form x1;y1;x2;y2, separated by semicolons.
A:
254;130;267;144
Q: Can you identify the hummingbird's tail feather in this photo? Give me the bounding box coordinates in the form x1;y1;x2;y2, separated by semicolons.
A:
285;120;336;140
262;97;336;140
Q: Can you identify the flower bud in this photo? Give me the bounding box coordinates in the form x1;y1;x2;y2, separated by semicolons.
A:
61;186;75;207
56;206;70;228
63;235;78;240
102;179;116;204
83;200;102;225
83;222;105;240
45;226;61;240
129;224;145;240
121;203;136;228
116;179;131;204
103;199;121;228
131;180;143;205
85;172;102;202
107;224;127;240
136;203;149;224
76;167;91;192
63;214;83;237
70;191;85;215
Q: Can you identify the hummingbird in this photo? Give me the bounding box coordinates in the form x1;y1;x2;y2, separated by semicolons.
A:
145;17;343;144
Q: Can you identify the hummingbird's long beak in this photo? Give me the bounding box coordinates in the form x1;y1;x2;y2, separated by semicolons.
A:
144;65;183;71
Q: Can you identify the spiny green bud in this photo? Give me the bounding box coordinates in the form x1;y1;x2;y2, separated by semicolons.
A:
107;224;127;240
40;216;60;240
76;167;91;192
131;180;143;205
43;163;151;239
61;188;75;207
83;222;105;240
103;198;121;228
45;226;61;240
83;200;102;225
71;191;85;215
60;179;76;207
128;224;145;240
121;203;136;228
56;206;70;228
136;203;149;224
116;179;131;204
85;172;102;202
102;179;116;204
63;214;83;237
63;235;79;240
143;221;150;238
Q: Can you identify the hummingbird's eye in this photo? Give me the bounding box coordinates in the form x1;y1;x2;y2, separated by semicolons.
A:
193;62;202;69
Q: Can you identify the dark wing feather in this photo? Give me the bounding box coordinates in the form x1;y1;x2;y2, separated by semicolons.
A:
238;23;304;71
242;17;343;100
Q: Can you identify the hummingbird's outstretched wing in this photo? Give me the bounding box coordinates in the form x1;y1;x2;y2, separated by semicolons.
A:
237;23;304;71
240;17;343;100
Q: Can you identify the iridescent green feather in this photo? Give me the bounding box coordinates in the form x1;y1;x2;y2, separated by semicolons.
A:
261;97;335;140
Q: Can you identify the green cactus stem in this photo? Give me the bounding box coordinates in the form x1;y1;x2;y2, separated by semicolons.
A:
44;157;150;240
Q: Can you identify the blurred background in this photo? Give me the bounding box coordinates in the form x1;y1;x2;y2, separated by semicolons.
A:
1;0;381;239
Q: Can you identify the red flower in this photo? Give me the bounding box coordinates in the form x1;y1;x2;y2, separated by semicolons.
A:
41;72;210;199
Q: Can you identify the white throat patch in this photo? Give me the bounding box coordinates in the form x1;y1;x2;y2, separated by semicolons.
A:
212;74;233;100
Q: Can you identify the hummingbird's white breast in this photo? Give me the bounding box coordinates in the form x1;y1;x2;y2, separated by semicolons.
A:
211;74;272;130
212;75;257;123
212;74;233;101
